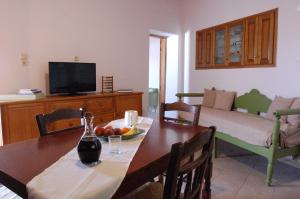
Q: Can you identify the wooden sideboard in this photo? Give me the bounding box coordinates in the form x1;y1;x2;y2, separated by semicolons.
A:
0;92;143;145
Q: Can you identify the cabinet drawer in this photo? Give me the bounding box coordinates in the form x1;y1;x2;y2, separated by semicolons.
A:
48;118;83;132
46;100;85;132
47;100;85;112
93;112;115;126
86;97;114;113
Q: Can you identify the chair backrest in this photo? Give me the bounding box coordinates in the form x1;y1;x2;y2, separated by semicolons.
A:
160;102;201;126
36;108;85;136
163;126;216;199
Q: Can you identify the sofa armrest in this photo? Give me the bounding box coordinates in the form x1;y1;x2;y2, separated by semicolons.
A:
269;108;300;149
175;93;204;101
274;108;300;117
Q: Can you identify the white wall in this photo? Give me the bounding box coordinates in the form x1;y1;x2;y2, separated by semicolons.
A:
165;35;179;103
0;1;30;93
148;37;160;89
0;0;181;114
180;0;300;100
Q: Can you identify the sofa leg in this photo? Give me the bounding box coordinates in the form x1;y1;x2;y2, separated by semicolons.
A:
266;158;275;186
213;137;217;159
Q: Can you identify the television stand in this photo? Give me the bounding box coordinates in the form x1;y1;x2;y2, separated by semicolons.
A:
0;92;143;145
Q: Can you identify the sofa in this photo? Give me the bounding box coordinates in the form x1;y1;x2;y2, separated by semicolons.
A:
176;89;300;186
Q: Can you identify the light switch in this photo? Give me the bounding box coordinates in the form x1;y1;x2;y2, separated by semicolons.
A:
21;53;28;66
74;56;80;62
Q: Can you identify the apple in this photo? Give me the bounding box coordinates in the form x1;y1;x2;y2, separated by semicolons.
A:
94;125;105;136
114;128;122;135
103;128;114;136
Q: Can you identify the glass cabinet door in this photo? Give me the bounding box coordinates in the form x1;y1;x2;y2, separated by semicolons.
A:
229;24;243;64
214;27;226;65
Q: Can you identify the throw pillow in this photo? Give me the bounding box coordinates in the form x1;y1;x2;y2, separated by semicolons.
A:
266;96;294;122
287;98;300;127
281;123;300;136
202;89;216;108
213;90;235;111
283;129;300;148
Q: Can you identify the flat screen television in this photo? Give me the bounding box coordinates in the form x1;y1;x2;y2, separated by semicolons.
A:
49;62;96;95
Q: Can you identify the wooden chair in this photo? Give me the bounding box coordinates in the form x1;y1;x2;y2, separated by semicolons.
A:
124;126;216;199
160;102;201;126
36;108;85;136
159;101;201;183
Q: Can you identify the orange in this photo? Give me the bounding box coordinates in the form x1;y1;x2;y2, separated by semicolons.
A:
121;127;130;134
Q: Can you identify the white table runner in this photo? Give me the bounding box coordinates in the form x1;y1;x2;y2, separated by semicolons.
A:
27;117;153;199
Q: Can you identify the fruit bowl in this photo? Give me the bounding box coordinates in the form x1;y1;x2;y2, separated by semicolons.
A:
118;128;145;140
94;125;145;140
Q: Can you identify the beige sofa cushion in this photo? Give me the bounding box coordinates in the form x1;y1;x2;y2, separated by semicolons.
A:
287;98;300;127
281;129;300;148
199;107;274;147
202;89;216;108
281;123;300;136
180;107;300;147
213;91;235;111
266;96;294;122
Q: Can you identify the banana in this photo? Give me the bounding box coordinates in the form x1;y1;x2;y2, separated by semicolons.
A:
123;126;137;136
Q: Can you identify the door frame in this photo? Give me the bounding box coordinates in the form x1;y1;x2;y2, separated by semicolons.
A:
149;34;167;104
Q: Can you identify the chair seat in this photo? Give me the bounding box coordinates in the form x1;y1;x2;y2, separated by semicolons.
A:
124;182;163;199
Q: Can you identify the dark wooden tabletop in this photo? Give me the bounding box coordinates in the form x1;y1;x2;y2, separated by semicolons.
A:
0;120;207;198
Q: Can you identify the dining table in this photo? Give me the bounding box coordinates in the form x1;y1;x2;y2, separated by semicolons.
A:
0;119;210;199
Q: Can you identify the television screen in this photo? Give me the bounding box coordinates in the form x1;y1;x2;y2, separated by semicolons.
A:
49;62;96;95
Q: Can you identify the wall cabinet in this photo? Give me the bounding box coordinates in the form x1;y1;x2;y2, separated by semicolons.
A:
195;8;277;69
196;31;205;68
205;30;213;66
195;29;213;68
214;25;227;66
257;11;276;65
0;92;143;144
228;21;244;66
244;16;258;65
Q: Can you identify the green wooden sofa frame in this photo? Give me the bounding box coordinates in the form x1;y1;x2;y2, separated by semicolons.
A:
176;89;300;186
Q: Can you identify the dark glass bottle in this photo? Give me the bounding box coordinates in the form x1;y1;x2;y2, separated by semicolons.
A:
77;112;101;165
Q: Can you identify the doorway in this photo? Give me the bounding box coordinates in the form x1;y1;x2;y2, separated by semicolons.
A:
148;35;167;114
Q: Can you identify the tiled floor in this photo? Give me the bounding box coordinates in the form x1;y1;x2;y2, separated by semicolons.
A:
0;185;20;199
212;141;300;199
